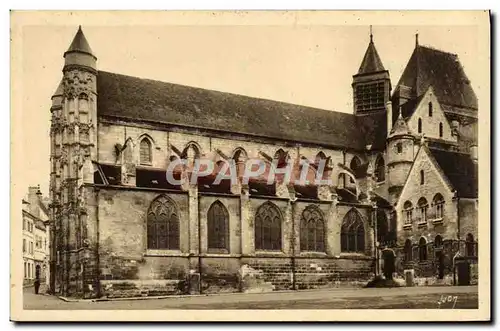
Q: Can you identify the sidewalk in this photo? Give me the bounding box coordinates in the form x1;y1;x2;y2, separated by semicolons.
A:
56;284;478;303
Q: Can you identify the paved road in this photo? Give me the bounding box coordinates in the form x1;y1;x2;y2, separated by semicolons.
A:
23;285;478;310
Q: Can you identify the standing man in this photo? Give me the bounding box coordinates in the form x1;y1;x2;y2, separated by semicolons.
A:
34;265;40;294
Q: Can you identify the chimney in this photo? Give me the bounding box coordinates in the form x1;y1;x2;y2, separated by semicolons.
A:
27;185;41;218
386;101;393;135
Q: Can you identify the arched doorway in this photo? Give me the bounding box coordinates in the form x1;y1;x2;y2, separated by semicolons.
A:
381;249;395;280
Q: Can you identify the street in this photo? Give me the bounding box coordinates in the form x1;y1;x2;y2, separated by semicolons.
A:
23;285;478;310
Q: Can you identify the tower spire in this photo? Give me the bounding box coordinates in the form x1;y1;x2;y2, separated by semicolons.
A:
63;25;97;72
415;32;419;47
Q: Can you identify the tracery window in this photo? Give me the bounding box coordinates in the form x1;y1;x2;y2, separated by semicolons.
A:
300;206;325;252
255;202;282;251
341;209;365;253
147;195;179;250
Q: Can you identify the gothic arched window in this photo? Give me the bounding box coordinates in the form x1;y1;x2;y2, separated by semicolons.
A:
140;138;152;165
147;195;179;250
417;197;428;223
374;155;385;182
300;205;325;252
255;202;282;251
466;233;475;257
433;193;445;219
341;209;365;253
403;201;413;225
418;118;423;134
419;237;428;261
428;102;433;117
404;239;413;261
420;170;425;185
207;201;229;251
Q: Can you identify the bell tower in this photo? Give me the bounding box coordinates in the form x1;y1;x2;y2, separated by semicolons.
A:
352;27;391;115
49;26;98;296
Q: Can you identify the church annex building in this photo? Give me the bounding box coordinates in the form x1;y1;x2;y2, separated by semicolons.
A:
48;27;478;298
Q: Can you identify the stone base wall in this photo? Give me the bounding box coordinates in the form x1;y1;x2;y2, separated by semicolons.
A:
68;254;376;298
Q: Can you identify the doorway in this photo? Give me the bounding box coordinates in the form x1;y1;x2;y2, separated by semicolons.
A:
382;249;395;280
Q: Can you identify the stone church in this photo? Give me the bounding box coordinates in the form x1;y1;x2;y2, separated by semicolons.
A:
48;26;478;298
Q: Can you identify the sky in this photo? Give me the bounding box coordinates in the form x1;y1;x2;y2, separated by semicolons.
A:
18;22;481;196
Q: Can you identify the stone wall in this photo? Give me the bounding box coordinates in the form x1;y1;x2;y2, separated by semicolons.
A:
74;185;379;298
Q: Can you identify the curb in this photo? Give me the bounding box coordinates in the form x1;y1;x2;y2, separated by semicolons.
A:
54;284;478;303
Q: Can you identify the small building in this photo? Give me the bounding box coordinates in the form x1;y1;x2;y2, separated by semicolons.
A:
22;186;50;286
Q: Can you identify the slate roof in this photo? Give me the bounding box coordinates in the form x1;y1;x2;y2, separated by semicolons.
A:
393;45;477;120
357;38;386;75
65;26;95;56
429;148;478;198
97;71;386;151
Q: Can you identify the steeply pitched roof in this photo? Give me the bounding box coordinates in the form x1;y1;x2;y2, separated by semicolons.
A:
394;45;477;111
53;80;64;97
357;39;386;74
97;71;374;151
389;112;411;138
65;26;94;56
429;148;478;198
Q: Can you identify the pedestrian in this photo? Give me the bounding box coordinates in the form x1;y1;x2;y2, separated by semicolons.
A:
34;278;40;295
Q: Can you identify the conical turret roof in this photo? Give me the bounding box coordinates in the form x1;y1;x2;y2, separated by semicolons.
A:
389;112;411;137
65;26;94;56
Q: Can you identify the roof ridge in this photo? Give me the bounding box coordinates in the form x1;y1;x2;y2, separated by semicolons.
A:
418;44;458;57
97;70;354;117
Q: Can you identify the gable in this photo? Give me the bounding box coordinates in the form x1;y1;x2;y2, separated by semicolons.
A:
396;146;454;211
407;87;457;143
393;45;477;111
